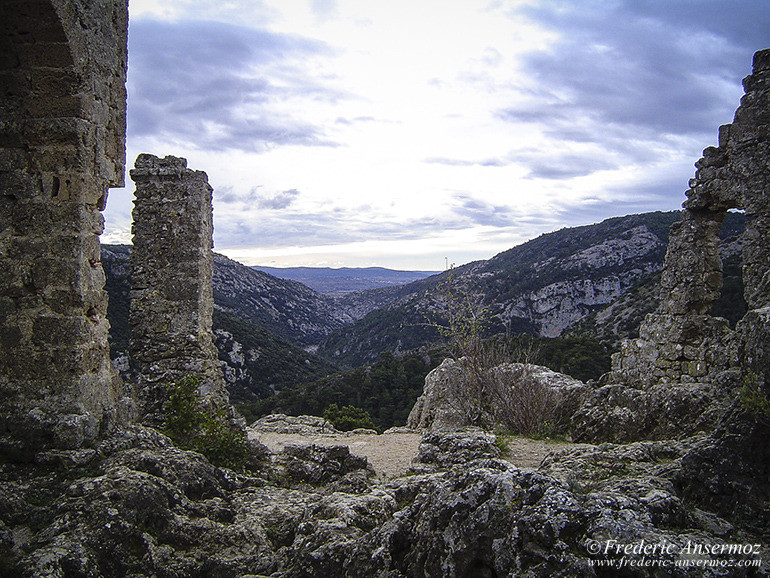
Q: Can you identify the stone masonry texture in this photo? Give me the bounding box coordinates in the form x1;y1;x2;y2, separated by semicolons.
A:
129;154;230;425
0;0;129;458
612;49;770;388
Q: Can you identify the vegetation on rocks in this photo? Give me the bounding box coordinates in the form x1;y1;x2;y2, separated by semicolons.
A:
322;403;376;431
162;375;250;470
738;372;770;417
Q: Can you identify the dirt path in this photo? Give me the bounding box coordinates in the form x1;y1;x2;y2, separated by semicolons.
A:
253;431;584;478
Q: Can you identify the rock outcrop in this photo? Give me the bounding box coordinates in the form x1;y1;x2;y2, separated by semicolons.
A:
570;376;735;443
407;358;588;433
5;425;767;577
250;413;338;435
409;429;500;473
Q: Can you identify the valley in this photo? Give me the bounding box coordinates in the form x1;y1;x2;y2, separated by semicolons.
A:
102;209;747;429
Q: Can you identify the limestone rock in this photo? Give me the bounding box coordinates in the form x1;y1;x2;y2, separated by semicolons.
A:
273;443;373;487
571;377;736;443
409;429;500;473
407;358;589;434
249;413;338;435
2;422;769;577
677;402;770;540
407;358;471;431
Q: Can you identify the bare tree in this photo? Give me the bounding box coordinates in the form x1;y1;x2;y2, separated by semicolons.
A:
428;269;556;434
487;364;556;435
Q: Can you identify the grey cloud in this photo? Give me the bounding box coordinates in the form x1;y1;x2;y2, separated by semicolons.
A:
128;19;339;152
521;153;617;180
500;1;769;142
214;203;471;250
216;187;301;210
215;186;241;204
450;194;515;227
256;188;300;210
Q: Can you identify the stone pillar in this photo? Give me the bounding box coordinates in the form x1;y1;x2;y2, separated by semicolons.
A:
733;50;770;387
0;0;129;459
129;154;229;424
611;49;770;388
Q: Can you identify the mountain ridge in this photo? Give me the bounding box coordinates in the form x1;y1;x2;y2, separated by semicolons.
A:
102;209;747;401
252;265;440;295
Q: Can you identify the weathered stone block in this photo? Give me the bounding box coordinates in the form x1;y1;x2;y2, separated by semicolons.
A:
736;306;770;385
129;154;228;424
0;0;129;456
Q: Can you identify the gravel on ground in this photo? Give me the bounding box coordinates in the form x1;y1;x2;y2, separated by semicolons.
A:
252;430;586;478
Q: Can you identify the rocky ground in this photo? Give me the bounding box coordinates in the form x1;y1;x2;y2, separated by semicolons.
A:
248;413;589;478
1;411;768;577
252;429;583;477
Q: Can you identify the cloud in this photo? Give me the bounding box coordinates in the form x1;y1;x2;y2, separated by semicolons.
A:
450;194;517;228
500;1;769;142
127;18;339;152
424;157;508;168
256;188;300;209
214;200;474;251
310;0;338;21
215;186;300;210
521;152;617;180
334;116;377;125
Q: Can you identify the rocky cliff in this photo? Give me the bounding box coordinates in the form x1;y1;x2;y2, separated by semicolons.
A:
103;246;339;401
318;211;746;366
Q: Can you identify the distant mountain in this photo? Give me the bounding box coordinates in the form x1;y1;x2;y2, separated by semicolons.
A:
102;210;747;404
101;246;342;403
317;211;747;366
251;266;440;295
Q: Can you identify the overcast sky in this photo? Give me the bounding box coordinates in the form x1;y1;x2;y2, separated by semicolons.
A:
102;0;770;270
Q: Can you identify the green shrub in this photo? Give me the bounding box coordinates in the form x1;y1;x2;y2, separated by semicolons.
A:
323;403;376;432
493;433;511;456
162;375;249;470
738;373;770;418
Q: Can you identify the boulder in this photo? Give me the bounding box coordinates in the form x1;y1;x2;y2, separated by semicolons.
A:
407;359;589;434
249;413;338;435
570;374;736;443
410;429;500;473
273;443;373;487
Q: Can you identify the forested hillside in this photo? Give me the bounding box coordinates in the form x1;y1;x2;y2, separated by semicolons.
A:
102;210;747;426
317;211;747;367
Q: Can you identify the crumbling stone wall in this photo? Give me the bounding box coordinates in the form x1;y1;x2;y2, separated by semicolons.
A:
612;49;770;388
0;0;128;457
129;154;230;424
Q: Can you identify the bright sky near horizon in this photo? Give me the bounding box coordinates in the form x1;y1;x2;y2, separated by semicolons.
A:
102;0;770;270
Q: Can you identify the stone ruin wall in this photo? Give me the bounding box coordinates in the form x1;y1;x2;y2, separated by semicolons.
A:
129;154;230;425
0;0;129;456
612;49;770;388
0;0;766;460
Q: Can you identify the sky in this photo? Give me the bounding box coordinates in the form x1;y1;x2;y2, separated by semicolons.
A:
102;0;770;270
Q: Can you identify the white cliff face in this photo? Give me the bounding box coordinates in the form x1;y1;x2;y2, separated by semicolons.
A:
564;226;664;270
507;267;660;337
495;224;667;337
